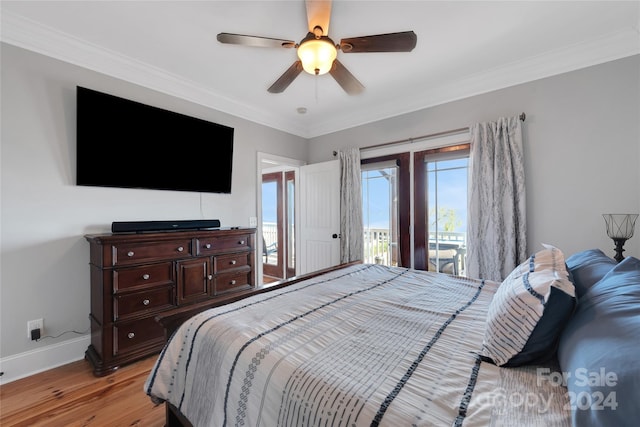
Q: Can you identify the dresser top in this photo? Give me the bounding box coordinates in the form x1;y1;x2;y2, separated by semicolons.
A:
85;227;256;243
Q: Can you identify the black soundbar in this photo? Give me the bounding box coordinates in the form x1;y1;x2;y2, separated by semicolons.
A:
111;219;221;233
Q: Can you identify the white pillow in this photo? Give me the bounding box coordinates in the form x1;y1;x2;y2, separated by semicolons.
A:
482;244;576;366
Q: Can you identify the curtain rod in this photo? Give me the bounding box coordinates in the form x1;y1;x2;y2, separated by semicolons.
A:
333;112;526;156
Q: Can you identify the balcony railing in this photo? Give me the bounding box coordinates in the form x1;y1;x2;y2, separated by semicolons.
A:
363;228;395;265
363;228;467;274
263;222;278;248
263;223;466;274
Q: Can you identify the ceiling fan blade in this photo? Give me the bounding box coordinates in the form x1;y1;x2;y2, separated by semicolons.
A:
217;33;295;49
339;31;417;53
268;61;304;93
329;59;364;95
305;0;332;35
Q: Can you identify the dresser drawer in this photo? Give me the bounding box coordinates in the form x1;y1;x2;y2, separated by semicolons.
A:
112;240;192;266
197;234;251;255
113;262;174;292
113;317;165;356
214;252;250;273
114;286;175;321
214;269;251;295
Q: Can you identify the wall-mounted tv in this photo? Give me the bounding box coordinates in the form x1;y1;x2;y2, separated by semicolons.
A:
76;86;234;194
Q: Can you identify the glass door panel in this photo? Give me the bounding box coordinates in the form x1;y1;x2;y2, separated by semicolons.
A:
362;162;399;266
262;170;296;280
285;171;296;278
262;173;282;278
414;145;469;274
426;157;468;275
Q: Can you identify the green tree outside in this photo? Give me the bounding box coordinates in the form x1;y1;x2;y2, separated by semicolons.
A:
429;207;461;232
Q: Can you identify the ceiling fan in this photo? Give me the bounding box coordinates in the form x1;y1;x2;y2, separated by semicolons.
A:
217;0;417;95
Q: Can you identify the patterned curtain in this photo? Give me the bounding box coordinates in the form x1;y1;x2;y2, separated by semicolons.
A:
339;148;364;263
466;116;527;281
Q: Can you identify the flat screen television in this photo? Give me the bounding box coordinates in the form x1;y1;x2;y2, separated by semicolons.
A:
76;86;234;193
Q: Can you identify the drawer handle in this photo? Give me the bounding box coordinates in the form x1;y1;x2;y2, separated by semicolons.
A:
205;243;212;249
127;251;135;257
238;240;245;245
142;299;150;306
127;332;135;339
208;275;213;280
177;246;184;252
142;274;150;280
230;280;236;285
230;260;237;265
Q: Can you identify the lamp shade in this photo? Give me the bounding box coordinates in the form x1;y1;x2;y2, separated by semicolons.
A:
603;214;639;239
297;37;337;75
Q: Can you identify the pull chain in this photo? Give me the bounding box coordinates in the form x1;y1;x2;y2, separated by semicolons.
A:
315;76;319;103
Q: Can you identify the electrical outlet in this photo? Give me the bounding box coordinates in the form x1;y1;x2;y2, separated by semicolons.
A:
249;217;257;227
27;318;44;340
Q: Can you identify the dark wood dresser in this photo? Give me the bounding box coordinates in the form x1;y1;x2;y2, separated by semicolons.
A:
84;227;256;376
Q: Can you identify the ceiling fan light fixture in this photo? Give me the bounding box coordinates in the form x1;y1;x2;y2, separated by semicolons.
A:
297;36;337;76
218;1;417;95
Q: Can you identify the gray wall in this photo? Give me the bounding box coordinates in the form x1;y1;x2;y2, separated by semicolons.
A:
309;55;640;260
0;44;308;372
2;42;638;381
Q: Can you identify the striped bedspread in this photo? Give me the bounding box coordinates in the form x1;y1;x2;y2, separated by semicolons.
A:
145;264;571;426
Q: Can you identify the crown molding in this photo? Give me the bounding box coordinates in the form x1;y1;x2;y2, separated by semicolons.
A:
2;10;638;139
0;10;308;137
306;26;640;137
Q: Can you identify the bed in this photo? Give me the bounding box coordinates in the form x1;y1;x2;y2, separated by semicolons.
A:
145;246;640;427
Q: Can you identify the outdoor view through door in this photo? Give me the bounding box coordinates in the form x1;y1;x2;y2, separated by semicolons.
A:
423;150;469;275
262;171;295;280
362;162;400;266
412;145;469;273
362;146;468;273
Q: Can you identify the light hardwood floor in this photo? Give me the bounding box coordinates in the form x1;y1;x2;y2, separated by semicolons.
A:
0;355;164;426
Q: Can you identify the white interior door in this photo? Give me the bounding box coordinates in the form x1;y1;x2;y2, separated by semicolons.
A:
299;160;341;274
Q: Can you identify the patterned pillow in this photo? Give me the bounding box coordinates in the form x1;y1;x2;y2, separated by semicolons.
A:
482;244;576;366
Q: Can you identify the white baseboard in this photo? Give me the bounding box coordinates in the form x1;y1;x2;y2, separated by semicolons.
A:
0;335;90;385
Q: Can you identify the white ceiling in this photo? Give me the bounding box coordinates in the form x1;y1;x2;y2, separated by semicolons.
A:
2;1;638;138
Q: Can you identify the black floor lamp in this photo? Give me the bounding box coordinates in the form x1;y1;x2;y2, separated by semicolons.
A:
603;214;639;262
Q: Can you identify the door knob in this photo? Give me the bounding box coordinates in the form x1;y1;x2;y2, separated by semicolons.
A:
332;234;339;239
